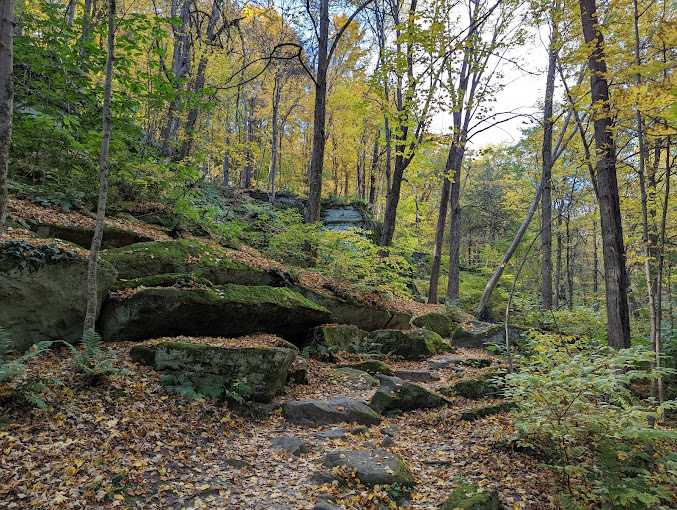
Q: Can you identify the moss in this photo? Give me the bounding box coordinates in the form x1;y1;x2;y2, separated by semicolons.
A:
392;456;416;487
342;360;394;376
412;313;456;338
367;329;444;361
102;239;226;279
130;345;157;366
214;284;329;311
441;484;499;510
331;368;378;389
310;324;366;350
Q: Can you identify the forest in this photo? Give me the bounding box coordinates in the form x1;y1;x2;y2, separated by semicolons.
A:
1;0;677;508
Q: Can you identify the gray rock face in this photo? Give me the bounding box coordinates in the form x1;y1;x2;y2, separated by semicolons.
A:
0;247;117;351
151;341;296;403
367;329;445;360
99;285;330;343
308;324;366;351
316;427;349;439
322;206;367;231
369;375;450;414
394;369;441;382
452;320;526;350
282;396;381;426
270;436;308;456
323;449;415;487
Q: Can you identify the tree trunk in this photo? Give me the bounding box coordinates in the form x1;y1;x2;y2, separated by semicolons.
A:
268;71;281;202
0;0;13;236
579;0;630;350
428;177;451;304
306;0;329;223
540;25;558;311
84;0;115;333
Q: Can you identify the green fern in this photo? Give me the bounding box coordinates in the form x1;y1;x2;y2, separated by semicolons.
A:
71;329;132;383
0;327;62;409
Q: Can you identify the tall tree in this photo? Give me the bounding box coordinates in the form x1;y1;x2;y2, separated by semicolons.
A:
0;0;13;235
305;0;374;223
579;0;630;349
84;0;116;333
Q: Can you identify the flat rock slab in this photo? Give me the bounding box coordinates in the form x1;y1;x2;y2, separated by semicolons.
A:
370;375;450;414
453;320;526;350
394;369;441;382
270;436;308;456
323;449;415;487
441;484;499;510
316;427;349;439
99;285;330;343
26;220;153;249
331;368;379;390
151;341;296;403
282;396;381;426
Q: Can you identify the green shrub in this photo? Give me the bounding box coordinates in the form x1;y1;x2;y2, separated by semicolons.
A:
504;333;677;509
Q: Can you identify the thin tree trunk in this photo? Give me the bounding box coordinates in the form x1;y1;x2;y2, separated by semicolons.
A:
540;18;559;311
566;217;573;310
579;0;631;350
268;71;281;202
0;0;13;236
428;177;451;304
592;217;598;309
84;0;115;333
475;179;544;319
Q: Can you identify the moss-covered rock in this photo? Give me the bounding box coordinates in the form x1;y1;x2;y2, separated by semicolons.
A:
369;375;449;414
412;312;457;338
99;285;331;343
367;328;445;360
154;341;296;402
0;242;117;351
440;372;501;400
293;286;412;331
340;360;394;376
26;221;153;249
130;345;157;366
441;484;499;510
308;324;366;351
331;368;379;390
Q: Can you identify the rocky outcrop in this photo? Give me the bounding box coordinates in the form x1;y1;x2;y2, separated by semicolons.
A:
323;449;415;488
26;220;153;249
331;368;379;390
367;328;446;360
294;286;412;332
369;375;449;414
339;360;394;376
282;395;381;426
134;340;296;403
441;372;501;400
99;285;330;343
0;241;117;351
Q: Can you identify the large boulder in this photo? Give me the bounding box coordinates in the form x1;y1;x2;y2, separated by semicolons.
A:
282;395;381;426
294;286;412;331
139;340;295;403
369;375;449;414
441;484;499;510
26;220;153;249
367;328;445;360
412;312;457;338
323;449;415;487
331;368;379;391
99;285;331;343
440;372;501;400
0;240;117;351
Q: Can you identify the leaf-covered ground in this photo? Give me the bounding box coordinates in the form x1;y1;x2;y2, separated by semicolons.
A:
0;341;558;509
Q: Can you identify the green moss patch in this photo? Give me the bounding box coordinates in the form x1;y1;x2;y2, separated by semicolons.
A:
441;484;499;510
412;312;456;338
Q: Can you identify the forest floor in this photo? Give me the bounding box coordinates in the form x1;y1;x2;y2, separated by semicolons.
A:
0;341;558;509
